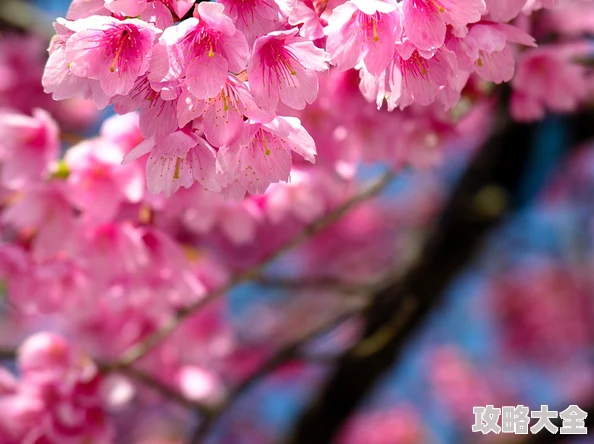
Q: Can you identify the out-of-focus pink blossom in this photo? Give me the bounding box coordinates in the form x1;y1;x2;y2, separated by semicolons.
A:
447;22;536;84
65;138;145;222
339;406;427;444
485;0;528;22
0;109;59;190
0;333;113;443
511;45;590;121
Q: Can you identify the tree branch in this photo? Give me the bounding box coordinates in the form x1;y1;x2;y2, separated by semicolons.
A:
106;364;212;413
115;170;396;368
283;101;594;444
189;305;369;443
255;276;367;295
0;347;16;361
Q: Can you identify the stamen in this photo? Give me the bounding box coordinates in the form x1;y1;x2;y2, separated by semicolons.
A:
173;157;182;179
110;29;129;73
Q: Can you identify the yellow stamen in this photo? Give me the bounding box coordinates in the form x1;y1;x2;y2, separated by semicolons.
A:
222;91;230;112
263;138;271;156
173;157;182;179
139;205;152;224
110;30;128;73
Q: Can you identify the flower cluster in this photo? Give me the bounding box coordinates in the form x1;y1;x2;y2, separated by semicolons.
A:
0;0;592;442
0;35;97;132
0;333;115;443
42;0;584;199
43;0;327;198
0;102;446;441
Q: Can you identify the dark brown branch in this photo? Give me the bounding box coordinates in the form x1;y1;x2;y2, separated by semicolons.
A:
0;347;16;360
116;170;395;368
187;257;425;442
283;101;594;444
255;276;367;294
188;306;366;443
106;364;212;413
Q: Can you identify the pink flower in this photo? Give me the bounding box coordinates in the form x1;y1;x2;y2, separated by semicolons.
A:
369;44;460;110
66;0;109;19
218;0;281;43
278;0;326;40
428;346;501;423
152;2;249;100
248;28;329;110
140;1;176;29
111;76;179;138
523;0;559;14
216;116;316;199
484;0;528;22
104;0;182;29
65;16;161;97
540;0;594;37
0;109;59;189
139;227;207;306
69;222;149;288
124;130;222;196
326;0;401;75
18;333;73;381
1;181;76;261
0;33;97;131
402;0;486;51
105;0;150;17
339;407;425;444
65;138;145;222
511;45;589;121
170;186;263;245
447;22;536;84
177;74;272;147
0;333;114;443
264;169;329;223
100;112;144;153
43;19;111;109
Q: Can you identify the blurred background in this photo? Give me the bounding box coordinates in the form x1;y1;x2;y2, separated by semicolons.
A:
0;0;593;443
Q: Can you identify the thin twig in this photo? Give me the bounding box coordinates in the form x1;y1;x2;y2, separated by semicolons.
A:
187;262;415;443
105;364;213;413
115;170;396;369
282;101;594;444
189;305;368;443
0;347;16;360
256;276;369;294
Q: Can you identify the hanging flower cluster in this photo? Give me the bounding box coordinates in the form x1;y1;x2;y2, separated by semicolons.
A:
42;0;572;199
